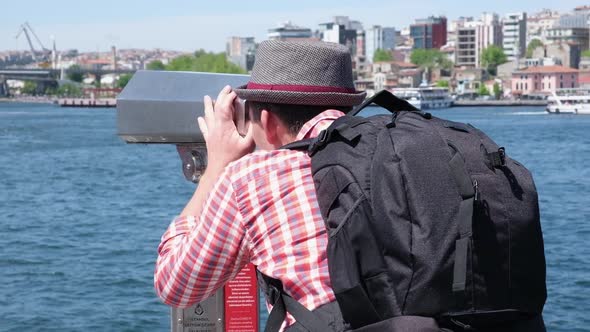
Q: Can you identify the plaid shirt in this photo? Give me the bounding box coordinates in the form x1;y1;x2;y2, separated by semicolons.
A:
155;110;345;326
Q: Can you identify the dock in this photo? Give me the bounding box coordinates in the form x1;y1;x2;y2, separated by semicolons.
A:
58;98;116;107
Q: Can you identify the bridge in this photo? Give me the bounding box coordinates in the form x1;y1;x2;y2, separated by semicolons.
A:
0;68;137;96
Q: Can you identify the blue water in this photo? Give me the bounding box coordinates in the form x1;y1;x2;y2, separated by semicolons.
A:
0;102;588;331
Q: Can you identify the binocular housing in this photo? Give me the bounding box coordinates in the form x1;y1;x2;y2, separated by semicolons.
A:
116;70;250;182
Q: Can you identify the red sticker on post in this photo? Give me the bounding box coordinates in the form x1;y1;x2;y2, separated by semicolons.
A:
224;263;259;332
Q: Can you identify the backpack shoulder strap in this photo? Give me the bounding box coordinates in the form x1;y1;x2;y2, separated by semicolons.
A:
257;270;331;332
447;145;476;294
351;89;421;115
281;138;314;151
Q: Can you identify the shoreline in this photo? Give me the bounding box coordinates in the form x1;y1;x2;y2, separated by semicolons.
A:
0;97;57;105
452;100;547;107
0;97;549;109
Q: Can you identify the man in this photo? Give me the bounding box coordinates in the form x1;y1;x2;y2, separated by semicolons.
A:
154;40;365;330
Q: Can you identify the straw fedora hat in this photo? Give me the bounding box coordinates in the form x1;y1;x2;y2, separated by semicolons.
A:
234;40;366;107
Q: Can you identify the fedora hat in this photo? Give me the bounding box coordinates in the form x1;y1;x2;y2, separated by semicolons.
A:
234;40;366;107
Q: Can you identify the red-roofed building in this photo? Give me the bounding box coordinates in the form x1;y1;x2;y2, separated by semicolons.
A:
511;65;579;96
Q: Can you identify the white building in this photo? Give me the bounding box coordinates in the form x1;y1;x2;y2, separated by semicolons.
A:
267;21;314;41
318;17;362;56
226;36;256;70
503;12;527;62
527;9;560;44
365;26;396;63
448;16;475;46
456;13;502;67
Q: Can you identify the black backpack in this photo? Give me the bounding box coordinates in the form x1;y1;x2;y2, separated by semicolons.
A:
259;90;547;332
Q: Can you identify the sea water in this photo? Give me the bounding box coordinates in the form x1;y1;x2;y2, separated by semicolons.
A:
0;102;588;331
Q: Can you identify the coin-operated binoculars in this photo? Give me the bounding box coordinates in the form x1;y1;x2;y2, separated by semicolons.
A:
117;70;251;183
117;70;259;332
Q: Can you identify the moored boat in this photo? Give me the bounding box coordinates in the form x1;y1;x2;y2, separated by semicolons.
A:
391;87;453;109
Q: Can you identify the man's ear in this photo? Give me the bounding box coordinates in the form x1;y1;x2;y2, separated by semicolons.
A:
260;110;279;146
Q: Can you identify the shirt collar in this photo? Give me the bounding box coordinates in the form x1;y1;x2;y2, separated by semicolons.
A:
296;109;345;141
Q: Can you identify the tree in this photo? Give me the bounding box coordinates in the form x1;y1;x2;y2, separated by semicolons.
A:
57;83;82;97
493;82;502;99
480;46;507;76
21;81;37;95
165;50;247;74
117;74;133;88
410;49;453;70
582;50;590;58
410;49;453;83
436;80;449;88
478;84;490;96
67;64;84;83
147;60;166;70
526;39;544;58
373;49;393;62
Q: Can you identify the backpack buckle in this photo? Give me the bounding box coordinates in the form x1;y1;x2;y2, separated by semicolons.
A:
308;129;331;155
488;147;506;168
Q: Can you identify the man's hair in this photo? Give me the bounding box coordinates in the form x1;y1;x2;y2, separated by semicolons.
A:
248;102;352;136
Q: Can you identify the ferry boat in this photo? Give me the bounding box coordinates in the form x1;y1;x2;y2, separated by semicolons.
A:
547;88;590;115
391;87;453;109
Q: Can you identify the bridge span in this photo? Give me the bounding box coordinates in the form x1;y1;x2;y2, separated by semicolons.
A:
0;68;137;96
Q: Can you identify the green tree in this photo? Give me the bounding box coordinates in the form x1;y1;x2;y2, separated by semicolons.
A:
45;86;57;95
57;83;82;97
582;50;590;58
147;60;166;70
410;49;453;70
478;84;490;96
480;46;507;76
21;81;37;95
373;48;393;62
436;80;449;88
165;50;247;74
67;64;84;83
493;82;502;99
526;39;544;58
117;74;133;88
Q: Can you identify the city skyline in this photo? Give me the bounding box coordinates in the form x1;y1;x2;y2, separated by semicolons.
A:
1;0;588;53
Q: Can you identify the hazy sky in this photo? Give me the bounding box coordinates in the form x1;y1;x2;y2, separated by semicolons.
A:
2;0;587;53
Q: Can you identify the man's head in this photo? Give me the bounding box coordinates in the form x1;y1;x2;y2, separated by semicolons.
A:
234;40;365;149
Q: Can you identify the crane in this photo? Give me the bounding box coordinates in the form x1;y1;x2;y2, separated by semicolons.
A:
16;22;51;62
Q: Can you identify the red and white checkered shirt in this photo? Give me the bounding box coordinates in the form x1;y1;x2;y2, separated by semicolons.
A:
155;109;345;326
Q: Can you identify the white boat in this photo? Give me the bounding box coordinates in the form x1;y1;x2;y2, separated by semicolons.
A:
390;88;422;109
391;87;453;109
547;88;590;115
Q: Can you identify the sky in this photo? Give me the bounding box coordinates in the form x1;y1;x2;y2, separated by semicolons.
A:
2;0;588;53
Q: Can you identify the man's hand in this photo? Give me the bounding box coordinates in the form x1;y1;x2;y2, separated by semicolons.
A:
197;85;255;174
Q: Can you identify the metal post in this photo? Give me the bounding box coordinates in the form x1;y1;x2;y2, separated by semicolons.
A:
171;290;225;332
0;75;7;97
169;263;259;332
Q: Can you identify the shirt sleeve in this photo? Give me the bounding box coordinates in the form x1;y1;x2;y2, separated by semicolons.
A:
154;169;250;308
